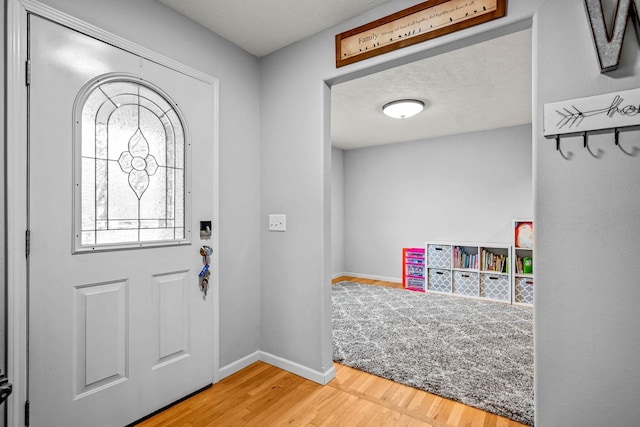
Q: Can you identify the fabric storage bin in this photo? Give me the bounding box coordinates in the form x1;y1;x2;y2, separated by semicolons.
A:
480;273;510;301
515;277;534;305
453;271;478;297
427;244;451;269
428;268;451;293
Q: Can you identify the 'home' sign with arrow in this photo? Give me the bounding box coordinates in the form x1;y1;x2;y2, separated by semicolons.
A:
543;87;640;137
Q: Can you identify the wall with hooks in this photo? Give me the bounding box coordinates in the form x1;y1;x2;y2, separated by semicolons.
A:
535;1;640;425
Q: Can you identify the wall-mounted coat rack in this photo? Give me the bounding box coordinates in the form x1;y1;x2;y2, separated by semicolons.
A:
544;87;640;158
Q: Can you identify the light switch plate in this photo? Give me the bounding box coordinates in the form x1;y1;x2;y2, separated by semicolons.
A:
268;214;286;232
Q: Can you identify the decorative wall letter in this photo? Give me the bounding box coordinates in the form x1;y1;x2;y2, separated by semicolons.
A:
584;0;640;72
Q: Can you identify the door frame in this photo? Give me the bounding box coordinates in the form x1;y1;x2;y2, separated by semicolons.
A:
5;1;221;425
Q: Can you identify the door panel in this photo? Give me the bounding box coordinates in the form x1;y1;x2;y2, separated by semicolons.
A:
74;280;128;399
29;15;215;426
154;271;190;365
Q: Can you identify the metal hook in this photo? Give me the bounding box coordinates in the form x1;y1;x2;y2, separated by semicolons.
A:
583;131;588;148
584;131;604;158
614;127;640;156
554;134;573;160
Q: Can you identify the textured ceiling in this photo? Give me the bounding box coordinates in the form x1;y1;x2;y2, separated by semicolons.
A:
157;2;532;150
331;28;532;150
157;0;392;57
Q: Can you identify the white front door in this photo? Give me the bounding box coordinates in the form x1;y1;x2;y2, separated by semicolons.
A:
28;15;216;426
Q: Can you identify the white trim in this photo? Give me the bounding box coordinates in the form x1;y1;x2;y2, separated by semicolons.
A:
331;272;346;280
259;351;336;385
19;0;215;85
219;351;261;380
6;1;221;424
6;1;28;425
210;74;221;385
220;351;337;385
341;272;402;284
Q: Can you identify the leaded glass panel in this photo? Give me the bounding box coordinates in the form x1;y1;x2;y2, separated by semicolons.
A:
75;75;188;250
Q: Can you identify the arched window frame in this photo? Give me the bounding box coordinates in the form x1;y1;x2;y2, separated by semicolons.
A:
72;73;191;253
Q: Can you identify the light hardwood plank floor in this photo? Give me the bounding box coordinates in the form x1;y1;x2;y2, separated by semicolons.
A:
332;275;404;289
138;276;527;427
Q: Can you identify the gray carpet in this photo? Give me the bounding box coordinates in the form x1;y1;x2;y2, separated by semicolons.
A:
332;281;534;425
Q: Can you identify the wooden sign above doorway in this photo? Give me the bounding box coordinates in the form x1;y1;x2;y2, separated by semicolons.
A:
335;0;506;68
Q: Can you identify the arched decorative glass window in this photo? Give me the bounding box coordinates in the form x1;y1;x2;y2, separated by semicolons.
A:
73;74;190;251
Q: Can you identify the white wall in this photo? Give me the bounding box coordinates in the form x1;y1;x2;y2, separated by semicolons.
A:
535;1;640;425
7;0;639;424
260;0;541;383
262;0;640;424
23;0;262;370
259;53;334;379
343;125;532;280
331;147;345;277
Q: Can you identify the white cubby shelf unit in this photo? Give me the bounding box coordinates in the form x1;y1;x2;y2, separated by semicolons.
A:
425;241;512;304
512;219;534;307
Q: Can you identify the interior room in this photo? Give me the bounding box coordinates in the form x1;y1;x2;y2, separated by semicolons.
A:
331;28;533;281
329;27;535;425
2;0;640;426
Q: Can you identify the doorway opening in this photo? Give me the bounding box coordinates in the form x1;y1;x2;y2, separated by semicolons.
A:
329;27;534;426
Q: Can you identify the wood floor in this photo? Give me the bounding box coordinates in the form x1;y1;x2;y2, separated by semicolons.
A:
332;275;404;289
138;276;527;427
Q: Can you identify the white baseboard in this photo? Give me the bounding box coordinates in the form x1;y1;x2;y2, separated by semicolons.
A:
341;272;402;284
332;272;346;279
219;351;261;380
219;350;337;385
259;351;336;385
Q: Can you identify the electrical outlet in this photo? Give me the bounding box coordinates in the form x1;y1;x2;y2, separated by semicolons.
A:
268;214;286;232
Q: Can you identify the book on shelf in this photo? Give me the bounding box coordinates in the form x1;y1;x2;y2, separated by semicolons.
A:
453;246;478;269
515;255;533;274
481;249;508;273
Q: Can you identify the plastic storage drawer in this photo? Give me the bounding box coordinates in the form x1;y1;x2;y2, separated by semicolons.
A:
405;276;425;291
405;249;425;260
406;264;425;278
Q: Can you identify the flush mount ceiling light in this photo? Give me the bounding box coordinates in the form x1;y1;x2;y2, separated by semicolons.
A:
382;99;425;119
